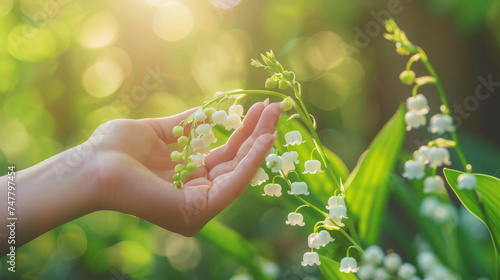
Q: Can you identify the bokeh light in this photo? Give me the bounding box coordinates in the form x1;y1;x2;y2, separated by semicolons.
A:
0;0;13;18
57;224;88;260
152;2;194;42
82;60;124;98
77;12;118;48
208;0;242;9
164;234;201;271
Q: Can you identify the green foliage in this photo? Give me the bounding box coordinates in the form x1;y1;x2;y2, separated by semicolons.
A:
345;104;406;244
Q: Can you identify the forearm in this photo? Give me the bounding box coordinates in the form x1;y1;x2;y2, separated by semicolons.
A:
0;143;99;256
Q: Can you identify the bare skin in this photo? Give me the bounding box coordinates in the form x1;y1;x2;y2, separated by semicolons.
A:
0;102;282;256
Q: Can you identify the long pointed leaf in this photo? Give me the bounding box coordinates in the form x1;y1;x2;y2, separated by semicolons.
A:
319;255;357;280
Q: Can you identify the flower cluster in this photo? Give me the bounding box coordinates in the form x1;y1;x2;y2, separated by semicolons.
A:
169;98;246;187
357;246;418;280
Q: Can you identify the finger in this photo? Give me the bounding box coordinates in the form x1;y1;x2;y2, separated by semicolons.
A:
205;102;266;170
207;103;282;180
207;133;276;215
143;107;199;144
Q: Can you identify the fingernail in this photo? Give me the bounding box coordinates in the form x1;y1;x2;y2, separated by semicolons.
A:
263;98;270;106
273;130;278;139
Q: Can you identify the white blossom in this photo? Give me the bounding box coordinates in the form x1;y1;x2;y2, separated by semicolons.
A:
263;183;282;197
457;173;477;190
266;154;282;173
357;264;376;280
339;257;359;273
329;205;348;219
223;114;242;130
406;94;430;115
383;253;402;273
415;145;431;164
201;130;216;146
281;151;299;174
193;110;207;122
211;110;227;125
427;147;451;168
190;138;205;151
429;114;455;135
250;167;268;186
285;212;305;226
324;215;344;229
196;124;212;136
288;182;309;195
326;195;345;211
190;154;205;166
397;263;417;279
420;197;440;218
423;176;446;194
405;111;426;131
417;252;438;272
402;160;425;180
228;104;244;116
425;264;455;280
308;230;334;249
373;267;391;280
301;252;321;266
362;245;385;265
284;130;305;146
303;160;324;174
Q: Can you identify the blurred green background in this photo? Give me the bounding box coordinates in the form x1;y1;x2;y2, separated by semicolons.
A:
0;0;499;279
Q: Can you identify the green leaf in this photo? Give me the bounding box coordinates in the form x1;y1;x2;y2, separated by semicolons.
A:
443;169;500;254
198;220;272;280
345;104;406;244
319;255;357;280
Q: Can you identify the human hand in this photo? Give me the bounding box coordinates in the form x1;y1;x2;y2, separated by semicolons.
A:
91;102;282;236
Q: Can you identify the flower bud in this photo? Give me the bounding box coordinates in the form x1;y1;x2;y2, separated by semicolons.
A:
399;70;416;85
396;44;409;56
203;107;216;118
172;174;180;181
174;164;184;173
265;78;277;88
186;162;198;172
172;126;183;137
177;136;188;147
171;151;183;162
174;181;182;188
280;97;293;111
278;80;289;89
180;170;189;179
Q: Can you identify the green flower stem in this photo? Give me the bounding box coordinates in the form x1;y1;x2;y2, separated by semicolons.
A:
345;219;361;246
202;90;289;109
417;48;470;173
293;194;362;251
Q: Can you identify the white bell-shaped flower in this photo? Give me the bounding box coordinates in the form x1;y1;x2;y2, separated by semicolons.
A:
285;212;305;226
372;267;391;280
211;110;227;125
301;252;321;266
308;230;334;249
357;264;376;280
427;147;451;167
397;263;417;279
250;167;268;186
340;257;359;273
266;154;282;173
406;94;430;115
288;182;309;195
223;114;242;130
228;104;244;116
383;253;402;273
432;203;456;224
202;130;216;146
423;176;446;194
457;173;477;190
420;197;440;217
284;130;306;147
405;111;426;131
303;160;324;174
324;215;344;229
190;138;205;151
402;160;425;180
415;145;431;164
263;183;282;197
196;124;212;136
281;151;299;174
425;264;455;279
362;245;385;265
329;204;348;219
326;195;345;211
193;110;207;122
417;252;437;272
429;114;455;135
190;154;205;166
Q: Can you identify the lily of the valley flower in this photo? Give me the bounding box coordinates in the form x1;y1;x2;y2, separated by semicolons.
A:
223;114;242;130
406;94;430;115
307;230;334;249
414;145;431;164
417;252;437;272
250;167;268;186
301;252;321;266
190;154;205;166
427;147;451;167
303;160;324;174
281;151;299;174
423;176;446;194
339;257;359;273
284;130;306;146
405;110;426;131
402;160;425;180
228;104;244;116
397;263;417;279
362;245;385;265
266;154;282;173
196;124;212;136
356;264;376;280
263;183;282;197
211;110;227;125
457;173;477;190
383;253;402;273
326;195;345;210
193;110;207;122
329;204;348;219
285;212;305;226
288;182;310;195
429;114;455;135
